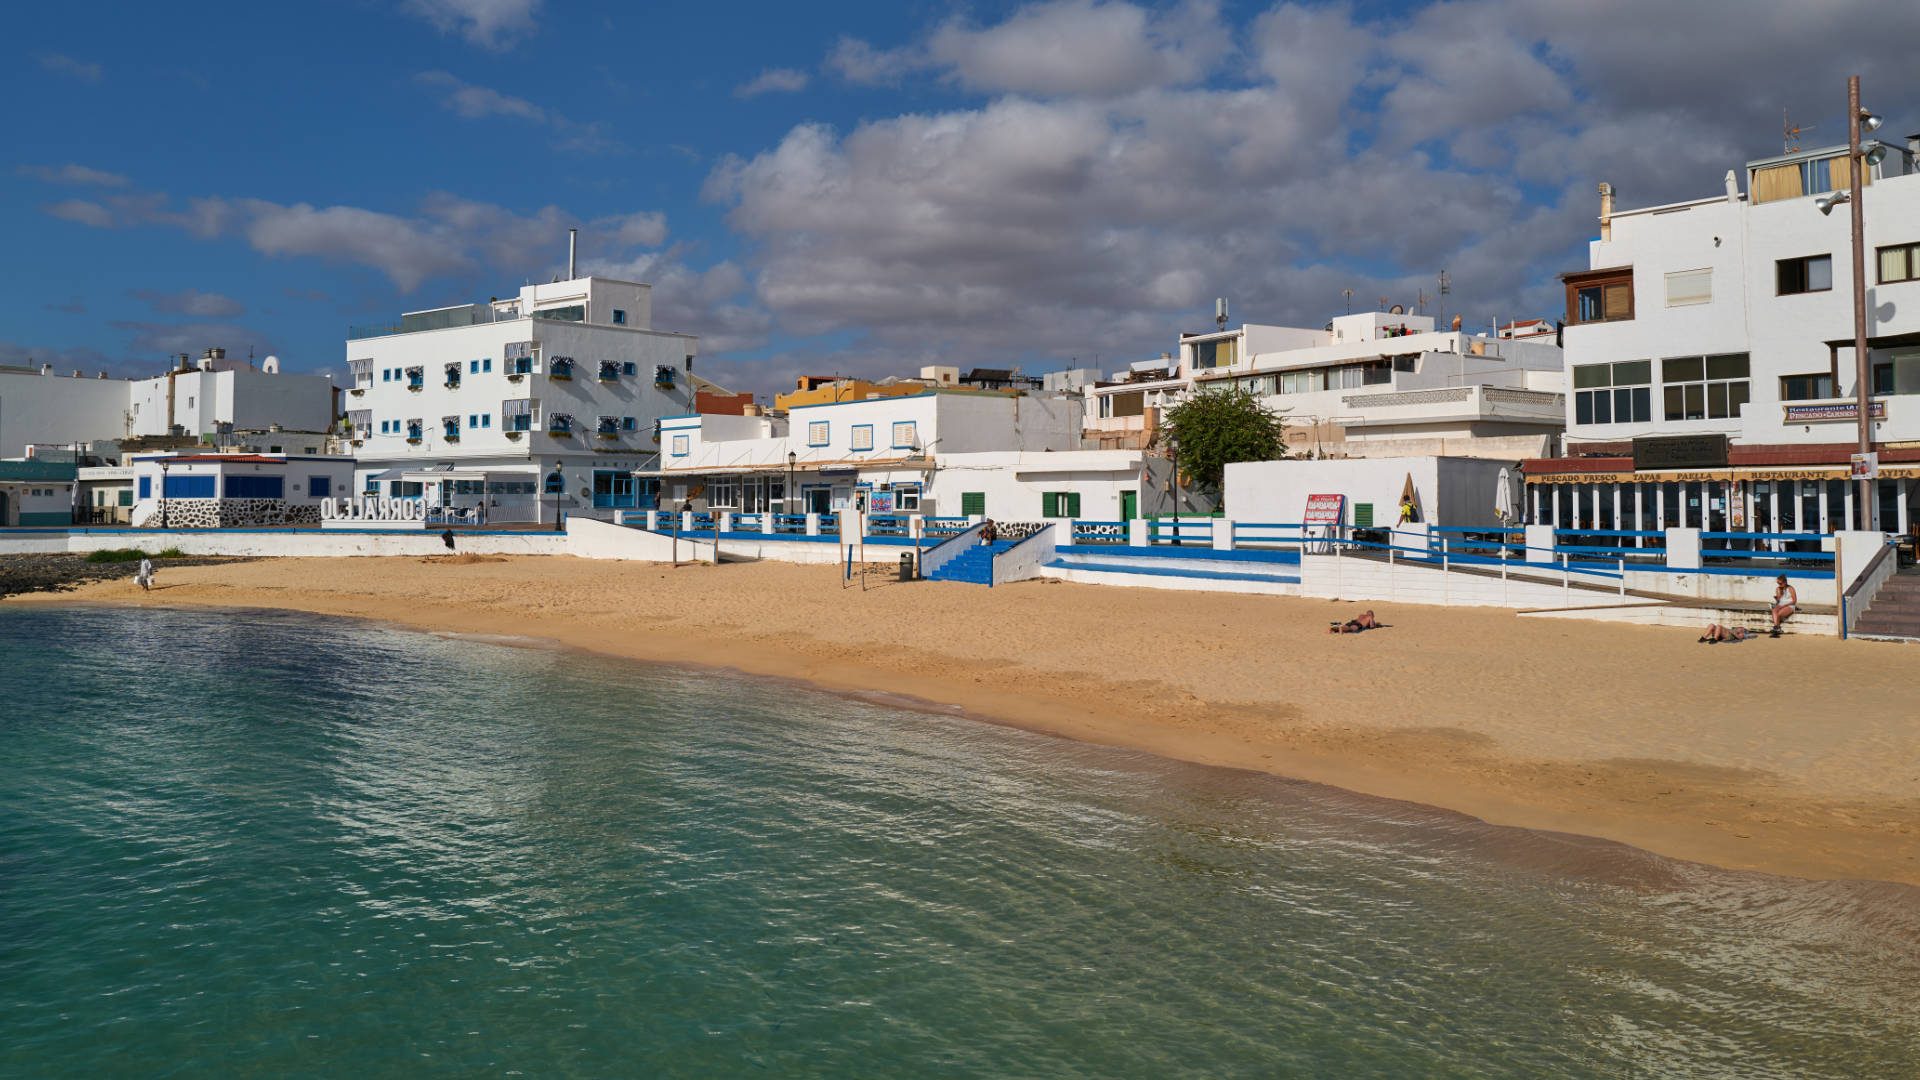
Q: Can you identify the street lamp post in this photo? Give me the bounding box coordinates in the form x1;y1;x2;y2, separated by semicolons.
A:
787;450;797;515
1822;76;1884;530
159;459;170;530
1847;76;1875;530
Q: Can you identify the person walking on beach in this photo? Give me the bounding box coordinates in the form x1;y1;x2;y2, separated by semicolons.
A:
1770;575;1797;635
441;528;456;551
136;556;153;593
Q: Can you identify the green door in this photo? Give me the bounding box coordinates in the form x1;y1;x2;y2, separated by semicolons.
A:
1120;490;1137;520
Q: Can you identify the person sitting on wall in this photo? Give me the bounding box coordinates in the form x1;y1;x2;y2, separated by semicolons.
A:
1770;576;1797;636
978;519;998;545
1328;610;1379;634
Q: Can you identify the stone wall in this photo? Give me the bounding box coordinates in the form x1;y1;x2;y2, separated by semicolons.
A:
142;499;322;529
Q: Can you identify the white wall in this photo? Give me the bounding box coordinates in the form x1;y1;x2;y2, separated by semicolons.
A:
0;370;132;458
924;451;1145;521
1226;456;1513;528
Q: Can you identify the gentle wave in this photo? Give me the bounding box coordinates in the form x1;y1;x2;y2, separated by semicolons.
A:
1;605;1916;1078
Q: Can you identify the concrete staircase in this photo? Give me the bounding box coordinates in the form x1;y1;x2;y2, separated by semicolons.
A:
1852;566;1920;640
926;540;1015;584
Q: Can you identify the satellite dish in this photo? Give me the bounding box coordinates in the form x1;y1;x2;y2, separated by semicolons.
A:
1389;304;1405;315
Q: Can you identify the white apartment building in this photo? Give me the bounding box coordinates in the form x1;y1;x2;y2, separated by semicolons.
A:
1085;312;1565;459
342;275;702;521
644;388;1165;520
1526;131;1920;534
0;351;335;459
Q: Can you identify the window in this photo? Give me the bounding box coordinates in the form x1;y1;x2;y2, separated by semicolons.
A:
612;309;627;325
482;414;491;428
1781;374;1835;401
599;361;620;380
593;471;637;509
548;357;573;378
1662;354;1750;421
162;475;215;498
1777;255;1832;295
533;304;585;323
470;360;480;374
622;362;637;376
226;475;284;499
1042;491;1082;518
1565;269;1632;324
891;420;918;448
406;420;423;439
1879;242;1920;284
119;489;132;507
895;484;921;512
1572;360;1652;425
850;424;874;451
509;356;533;375
1192;338;1238;369
1665;268;1712;307
443;418;461;438
597;416;620;435
622;416;636;431
406;367;423;388
445;363;462;385
483;358;492;372
383;368;392;382
961;492;986;516
138;476;151;499
1279;370;1326;394
808;420;829;446
671;434;690;457
389;481;423;498
310;476;332;498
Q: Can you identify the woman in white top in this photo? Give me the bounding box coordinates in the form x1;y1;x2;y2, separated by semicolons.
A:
136;556;154;592
1770;575;1797;634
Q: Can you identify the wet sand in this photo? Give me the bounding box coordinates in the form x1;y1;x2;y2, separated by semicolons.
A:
20;554;1919;886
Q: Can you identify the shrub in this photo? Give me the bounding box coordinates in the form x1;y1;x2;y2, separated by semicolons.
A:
84;547;188;563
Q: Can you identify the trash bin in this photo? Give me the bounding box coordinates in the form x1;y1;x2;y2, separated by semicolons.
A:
900;553;916;581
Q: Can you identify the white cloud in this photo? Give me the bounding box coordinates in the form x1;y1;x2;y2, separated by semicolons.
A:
825;36;918;86
39;53;101;81
18;164;129;187
416;70;547;121
926;0;1230;97
735;67;810;99
128;288;247;318
109;320;278;362
0;341;114;375
400;0;540;50
44;199;113;228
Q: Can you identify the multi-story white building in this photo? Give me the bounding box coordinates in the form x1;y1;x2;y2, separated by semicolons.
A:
342;275;703;521
1525;132;1920;535
1084;312;1565;459
0;351;335;459
643;387;1176;521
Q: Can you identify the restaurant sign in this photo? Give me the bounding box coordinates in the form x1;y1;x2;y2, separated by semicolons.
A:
1783;400;1886;423
1303;493;1346;525
1631;433;1729;471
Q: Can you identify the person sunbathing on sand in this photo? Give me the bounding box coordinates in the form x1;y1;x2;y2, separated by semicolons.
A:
1698;622;1753;644
1329;610;1379;634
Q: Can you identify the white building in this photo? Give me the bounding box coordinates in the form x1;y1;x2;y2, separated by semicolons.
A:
342;274;703;521
643;387;1171;520
0;351;335;459
1084;312;1564;459
129;452;358;528
1526;132;1920;534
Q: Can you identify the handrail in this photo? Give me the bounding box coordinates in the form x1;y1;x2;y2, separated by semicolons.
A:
920;520;985;566
1843;541;1895;601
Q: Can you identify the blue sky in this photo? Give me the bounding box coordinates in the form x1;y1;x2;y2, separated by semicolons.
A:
8;0;1919;397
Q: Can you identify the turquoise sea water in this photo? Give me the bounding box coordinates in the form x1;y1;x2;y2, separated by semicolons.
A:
2;605;1917;1078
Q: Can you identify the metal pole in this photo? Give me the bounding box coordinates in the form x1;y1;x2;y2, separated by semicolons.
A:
1849;75;1872;530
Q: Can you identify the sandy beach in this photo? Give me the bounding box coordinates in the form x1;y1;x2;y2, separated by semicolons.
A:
19;554;1918;886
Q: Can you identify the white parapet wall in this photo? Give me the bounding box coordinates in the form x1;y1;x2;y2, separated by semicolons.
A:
1;528;569;558
564;516;714;562
1298;552;1645;610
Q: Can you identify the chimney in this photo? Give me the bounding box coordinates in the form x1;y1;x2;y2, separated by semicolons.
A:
1598;182;1614;242
1723;169;1739;204
568;227;577;280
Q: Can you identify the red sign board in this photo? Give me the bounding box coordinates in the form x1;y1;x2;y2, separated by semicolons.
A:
1303;493;1345;525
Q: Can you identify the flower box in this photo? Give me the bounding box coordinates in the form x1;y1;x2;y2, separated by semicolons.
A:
548;372;572;381
505;431;523;440
406;437;422;445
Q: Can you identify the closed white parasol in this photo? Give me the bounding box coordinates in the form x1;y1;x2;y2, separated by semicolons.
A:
1494;467;1516;524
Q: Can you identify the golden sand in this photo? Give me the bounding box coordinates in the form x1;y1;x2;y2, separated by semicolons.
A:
23;554;1919;885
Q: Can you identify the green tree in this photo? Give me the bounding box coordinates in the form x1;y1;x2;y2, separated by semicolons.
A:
1157;385;1286;494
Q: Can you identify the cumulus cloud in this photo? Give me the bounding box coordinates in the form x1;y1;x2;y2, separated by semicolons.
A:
827;0;1229;97
704;0;1920;386
416;70;546;121
17;164;129;187
109;320;278;362
128;288;247;318
44;199;113;227
735;67;810;99
401;0;539;50
39;53;101;81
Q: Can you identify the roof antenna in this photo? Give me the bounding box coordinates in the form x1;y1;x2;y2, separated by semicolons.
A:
1214;297;1229;332
568;227;578;280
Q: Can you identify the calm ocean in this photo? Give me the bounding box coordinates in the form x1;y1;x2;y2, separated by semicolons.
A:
2;604;1916;1078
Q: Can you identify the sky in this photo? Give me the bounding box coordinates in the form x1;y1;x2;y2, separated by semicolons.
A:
8;0;1920;399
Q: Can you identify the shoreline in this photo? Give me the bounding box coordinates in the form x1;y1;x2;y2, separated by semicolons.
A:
12;554;1919;888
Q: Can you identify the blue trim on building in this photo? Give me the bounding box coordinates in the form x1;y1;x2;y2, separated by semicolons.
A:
1053;543;1301;565
1049;558;1300;585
